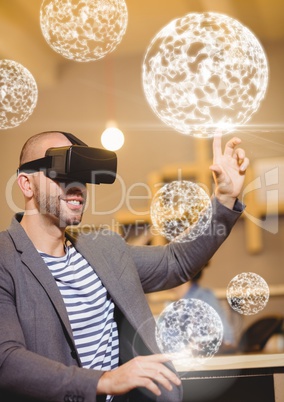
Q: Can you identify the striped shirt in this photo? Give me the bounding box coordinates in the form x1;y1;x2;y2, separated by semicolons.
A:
40;245;119;402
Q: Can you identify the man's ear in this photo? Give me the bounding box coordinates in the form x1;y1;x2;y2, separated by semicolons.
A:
17;173;34;198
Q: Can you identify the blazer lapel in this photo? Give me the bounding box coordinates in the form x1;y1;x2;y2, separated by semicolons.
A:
7;219;75;343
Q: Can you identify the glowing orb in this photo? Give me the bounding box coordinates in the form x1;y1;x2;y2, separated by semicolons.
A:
142;12;269;138
156;298;223;367
40;0;128;62
0;60;38;130
226;272;269;315
101;126;124;151
150;180;212;242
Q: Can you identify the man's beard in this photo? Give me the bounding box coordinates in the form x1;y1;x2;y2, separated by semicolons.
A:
34;187;83;227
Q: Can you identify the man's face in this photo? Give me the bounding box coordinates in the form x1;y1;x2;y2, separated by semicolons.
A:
32;172;87;227
22;133;88;228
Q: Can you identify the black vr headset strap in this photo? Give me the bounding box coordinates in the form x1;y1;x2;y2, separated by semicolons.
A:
17;156;53;175
59;131;88;146
38;130;88;146
17;131;87;175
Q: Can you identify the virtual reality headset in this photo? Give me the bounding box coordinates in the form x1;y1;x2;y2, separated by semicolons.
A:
17;131;117;185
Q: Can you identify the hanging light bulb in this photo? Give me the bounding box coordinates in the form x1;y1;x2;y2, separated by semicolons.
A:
101;121;124;151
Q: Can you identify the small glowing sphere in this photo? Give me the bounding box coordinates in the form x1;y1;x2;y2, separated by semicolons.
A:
142;12;269;138
150;180;212;242
226;272;270;315
40;0;128;62
101;126;124;151
0;60;38;130
156;298;223;367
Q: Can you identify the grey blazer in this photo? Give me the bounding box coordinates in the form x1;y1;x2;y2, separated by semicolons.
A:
0;198;243;402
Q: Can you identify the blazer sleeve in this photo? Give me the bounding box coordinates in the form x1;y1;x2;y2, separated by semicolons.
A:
127;197;244;293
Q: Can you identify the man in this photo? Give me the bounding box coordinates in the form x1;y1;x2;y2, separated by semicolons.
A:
0;131;249;402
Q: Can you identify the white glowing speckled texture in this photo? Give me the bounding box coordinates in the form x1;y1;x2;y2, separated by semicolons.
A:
156;298;223;368
40;0;128;62
143;12;269;138
150;180;212;243
0;60;38;130
227;272;270;315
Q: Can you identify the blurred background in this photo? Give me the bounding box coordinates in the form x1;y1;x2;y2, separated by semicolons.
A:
0;0;284;356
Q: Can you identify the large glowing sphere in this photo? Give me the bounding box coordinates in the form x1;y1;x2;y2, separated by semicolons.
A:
156;299;223;367
0;60;38;130
227;272;270;315
142;12;269;138
150;180;212;242
40;0;128;62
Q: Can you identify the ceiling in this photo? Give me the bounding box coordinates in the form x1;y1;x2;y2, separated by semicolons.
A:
1;0;284;89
